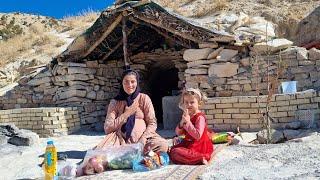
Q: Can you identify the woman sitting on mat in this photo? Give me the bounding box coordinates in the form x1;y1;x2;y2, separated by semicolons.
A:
95;69;168;154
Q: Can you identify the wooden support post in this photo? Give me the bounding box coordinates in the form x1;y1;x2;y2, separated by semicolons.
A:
122;15;129;69
101;25;135;61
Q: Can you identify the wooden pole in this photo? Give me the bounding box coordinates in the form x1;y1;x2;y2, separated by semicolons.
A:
122;14;129;69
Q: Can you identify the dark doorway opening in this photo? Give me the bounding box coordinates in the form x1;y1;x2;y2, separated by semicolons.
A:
148;67;179;126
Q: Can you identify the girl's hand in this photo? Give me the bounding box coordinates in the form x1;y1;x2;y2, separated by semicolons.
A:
179;109;190;127
182;109;190;123
173;136;181;146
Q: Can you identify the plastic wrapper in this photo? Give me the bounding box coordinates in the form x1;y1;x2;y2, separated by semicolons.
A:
211;132;234;144
57;161;77;179
132;151;170;172
77;143;143;176
107;143;143;169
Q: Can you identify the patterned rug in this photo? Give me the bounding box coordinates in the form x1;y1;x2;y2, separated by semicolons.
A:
77;164;207;180
77;144;227;180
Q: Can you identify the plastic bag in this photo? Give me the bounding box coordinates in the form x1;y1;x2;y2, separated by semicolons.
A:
77;143;143;176
211;132;234;144
57;161;77;179
107;143;143;169
77;150;108;176
132;151;170;172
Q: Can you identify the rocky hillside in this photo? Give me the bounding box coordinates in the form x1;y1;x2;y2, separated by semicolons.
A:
0;12;99;88
154;0;320;41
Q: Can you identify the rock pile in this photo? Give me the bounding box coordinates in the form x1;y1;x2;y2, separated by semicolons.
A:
0;123;39;146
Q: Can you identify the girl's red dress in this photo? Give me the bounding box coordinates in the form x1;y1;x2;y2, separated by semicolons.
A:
169;112;214;165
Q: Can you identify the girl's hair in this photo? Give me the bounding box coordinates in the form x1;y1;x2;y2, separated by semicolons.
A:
179;88;207;108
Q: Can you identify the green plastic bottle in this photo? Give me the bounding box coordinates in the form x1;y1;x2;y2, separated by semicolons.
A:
44;140;57;180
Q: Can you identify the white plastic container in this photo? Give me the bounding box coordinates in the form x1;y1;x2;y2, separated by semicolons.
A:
281;81;297;94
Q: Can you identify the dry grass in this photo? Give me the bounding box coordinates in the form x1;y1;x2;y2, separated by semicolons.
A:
0;35;32;66
0;10;98;68
62;9;99;37
156;0;230;17
158;0;196;8
192;0;230;17
0;29;65;67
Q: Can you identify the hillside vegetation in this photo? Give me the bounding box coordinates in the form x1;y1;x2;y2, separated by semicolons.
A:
154;0;320;39
0;11;99;86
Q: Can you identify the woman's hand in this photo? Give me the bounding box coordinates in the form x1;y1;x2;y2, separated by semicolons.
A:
123;100;139;117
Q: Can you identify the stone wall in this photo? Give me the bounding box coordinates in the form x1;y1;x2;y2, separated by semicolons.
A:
183;47;320;97
0;49;185;128
0;107;80;137
0;59;125;126
1;45;320;131
203;90;320;132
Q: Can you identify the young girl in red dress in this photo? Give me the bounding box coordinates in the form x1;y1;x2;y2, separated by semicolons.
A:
169;88;214;165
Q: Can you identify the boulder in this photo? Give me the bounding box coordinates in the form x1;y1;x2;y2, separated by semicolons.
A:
55;74;93;82
185;68;208;75
187;59;217;68
96;90;105;100
308;48;320;60
7;129;39;146
86;91;97;99
0;123;20;137
27;77;52;86
207;47;224;59
86;60;99;68
216;49;238;62
257;129;284;144
295;6;320;46
296;47;308;60
252;38;293;54
285;121;301;130
57;90;87;100
283;129;301;140
183;48;214;61
208;63;239;78
68;67;96;75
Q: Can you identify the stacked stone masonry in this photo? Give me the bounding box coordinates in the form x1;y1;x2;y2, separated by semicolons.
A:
0;49;185;127
183;47;320;97
203;90;320;132
0;47;320;130
0;107;80;137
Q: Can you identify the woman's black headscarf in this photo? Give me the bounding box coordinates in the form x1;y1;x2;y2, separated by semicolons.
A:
114;69;140;140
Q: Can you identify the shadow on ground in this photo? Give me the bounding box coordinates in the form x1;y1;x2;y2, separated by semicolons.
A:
39;150;86;160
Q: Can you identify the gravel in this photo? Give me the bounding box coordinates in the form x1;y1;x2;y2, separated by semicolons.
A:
0;130;319;179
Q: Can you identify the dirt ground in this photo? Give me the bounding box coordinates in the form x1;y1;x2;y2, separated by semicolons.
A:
0;129;319;180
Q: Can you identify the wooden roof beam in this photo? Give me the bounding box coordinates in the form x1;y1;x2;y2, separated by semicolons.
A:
133;13;203;44
101;24;136;61
129;17;192;48
83;14;123;57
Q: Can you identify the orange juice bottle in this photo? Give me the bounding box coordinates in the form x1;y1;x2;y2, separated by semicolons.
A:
44;140;57;180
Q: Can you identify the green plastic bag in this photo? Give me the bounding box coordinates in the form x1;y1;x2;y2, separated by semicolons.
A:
211;132;230;144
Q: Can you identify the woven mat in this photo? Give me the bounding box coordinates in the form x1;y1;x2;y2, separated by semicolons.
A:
77;144;226;180
77;164;206;180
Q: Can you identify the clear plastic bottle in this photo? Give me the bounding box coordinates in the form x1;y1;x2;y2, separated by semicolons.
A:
44;140;57;180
